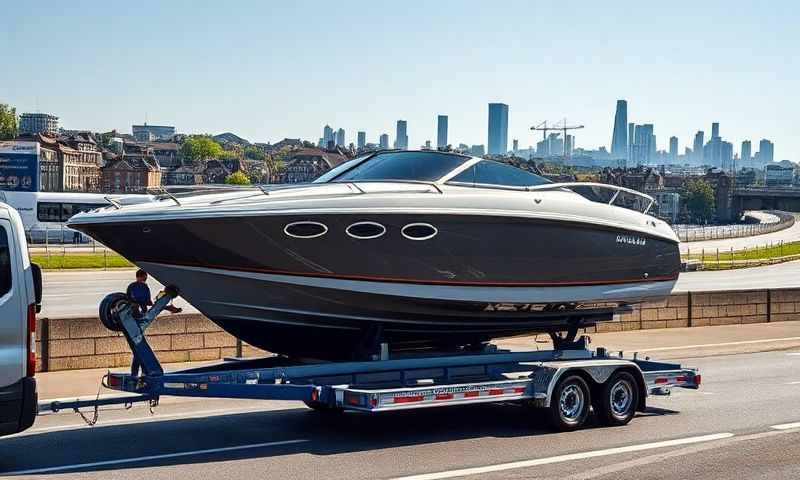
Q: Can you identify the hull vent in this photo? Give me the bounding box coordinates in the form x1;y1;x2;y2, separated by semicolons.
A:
346;222;386;240
284;221;328;239
402;223;438;241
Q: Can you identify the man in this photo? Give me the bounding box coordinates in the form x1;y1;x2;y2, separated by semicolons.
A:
126;269;182;376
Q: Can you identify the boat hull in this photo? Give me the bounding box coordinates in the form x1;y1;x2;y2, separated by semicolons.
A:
72;212;680;359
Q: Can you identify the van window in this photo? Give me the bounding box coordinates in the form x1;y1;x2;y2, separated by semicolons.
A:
0;227;11;297
37;202;105;222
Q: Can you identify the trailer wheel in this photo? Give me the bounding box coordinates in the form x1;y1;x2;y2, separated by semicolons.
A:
547;375;591;431
594;371;639;426
99;293;130;332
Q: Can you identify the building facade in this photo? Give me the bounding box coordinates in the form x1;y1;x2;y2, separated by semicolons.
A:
19;113;59;136
132;124;176;142
102;155;162;193
357;131;366;149
487;103;508;155
379;134;389;149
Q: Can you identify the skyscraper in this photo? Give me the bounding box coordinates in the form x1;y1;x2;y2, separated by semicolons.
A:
379;134;389;149
323;125;334;145
610;100;628;160
336;128;345;147
669;136;678;161
357;131;366;149
711;122;720;139
437;115;448;149
395;120;408;150
512;139;519;152
627;123;635;166
758;139;774;165
741;140;752;165
487;103;509;155
721;141;733;171
693;131;704;164
631;124;654;165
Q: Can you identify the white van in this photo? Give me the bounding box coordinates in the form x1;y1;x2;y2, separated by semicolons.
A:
0;202;41;436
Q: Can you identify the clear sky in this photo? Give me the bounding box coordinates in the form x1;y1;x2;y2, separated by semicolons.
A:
2;1;797;160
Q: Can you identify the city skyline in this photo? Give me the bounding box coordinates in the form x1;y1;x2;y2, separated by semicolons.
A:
2;2;797;161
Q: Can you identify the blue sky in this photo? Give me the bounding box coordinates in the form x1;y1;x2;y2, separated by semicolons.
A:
2;1;797;160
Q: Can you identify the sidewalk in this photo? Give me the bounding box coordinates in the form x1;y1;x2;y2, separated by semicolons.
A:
36;321;800;402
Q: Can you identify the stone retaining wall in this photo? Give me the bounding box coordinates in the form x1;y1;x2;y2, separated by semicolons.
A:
35;288;800;372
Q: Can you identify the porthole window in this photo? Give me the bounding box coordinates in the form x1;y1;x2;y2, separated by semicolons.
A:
346;221;386;240
284;221;328;239
401;223;438;241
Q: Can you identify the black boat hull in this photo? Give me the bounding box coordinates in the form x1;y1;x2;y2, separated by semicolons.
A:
73;212;680;359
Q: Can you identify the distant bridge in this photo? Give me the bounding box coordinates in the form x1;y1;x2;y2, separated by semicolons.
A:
733;187;800;212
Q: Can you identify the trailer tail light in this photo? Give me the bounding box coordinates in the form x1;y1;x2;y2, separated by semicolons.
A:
694;375;702;386
26;303;36;377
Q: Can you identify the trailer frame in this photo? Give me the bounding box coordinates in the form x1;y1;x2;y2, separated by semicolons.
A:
38;289;700;431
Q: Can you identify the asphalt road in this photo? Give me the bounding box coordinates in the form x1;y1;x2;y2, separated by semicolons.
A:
680;213;800;253
2;334;799;479
40;260;800;318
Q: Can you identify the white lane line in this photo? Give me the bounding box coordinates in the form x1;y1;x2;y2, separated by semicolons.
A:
638;337;800;353
0;439;308;476
788;353;800;356
771;422;800;430
25;406;278;434
390;433;734;480
786;381;800;385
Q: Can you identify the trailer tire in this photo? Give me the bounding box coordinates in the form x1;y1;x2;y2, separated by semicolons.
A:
547;374;591;431
594;371;639;427
99;292;130;332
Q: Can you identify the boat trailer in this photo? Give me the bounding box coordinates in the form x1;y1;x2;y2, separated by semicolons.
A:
38;288;701;431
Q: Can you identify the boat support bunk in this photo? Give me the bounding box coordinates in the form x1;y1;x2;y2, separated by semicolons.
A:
38;287;701;431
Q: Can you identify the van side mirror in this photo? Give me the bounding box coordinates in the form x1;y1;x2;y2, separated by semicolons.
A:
31;263;42;314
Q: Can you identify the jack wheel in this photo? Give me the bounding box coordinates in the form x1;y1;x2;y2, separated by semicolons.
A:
303;401;343;414
546;374;591;431
99;292;130;332
594;371;639;426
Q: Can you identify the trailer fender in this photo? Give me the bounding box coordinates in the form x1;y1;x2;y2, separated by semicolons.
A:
532;361;645;409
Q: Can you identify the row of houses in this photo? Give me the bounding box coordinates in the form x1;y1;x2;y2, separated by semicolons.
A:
19;133;352;193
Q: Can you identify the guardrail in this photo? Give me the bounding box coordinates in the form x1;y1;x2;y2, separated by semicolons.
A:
673;211;795;242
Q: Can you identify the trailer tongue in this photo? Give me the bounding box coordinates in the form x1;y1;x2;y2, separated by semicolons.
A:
39;288;700;432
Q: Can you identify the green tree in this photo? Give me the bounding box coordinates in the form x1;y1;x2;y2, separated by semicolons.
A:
0;103;18;140
685;179;715;223
244;145;266;161
225;170;251;185
180;135;223;166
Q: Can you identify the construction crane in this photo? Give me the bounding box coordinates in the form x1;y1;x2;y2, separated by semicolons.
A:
531;119;585;161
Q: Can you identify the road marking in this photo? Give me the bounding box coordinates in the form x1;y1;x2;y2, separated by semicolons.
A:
786;381;800;385
771;422;800;430
26;406;280;434
390;433;734;480
637;337;800;353
0;439;308;475
788;353;800;356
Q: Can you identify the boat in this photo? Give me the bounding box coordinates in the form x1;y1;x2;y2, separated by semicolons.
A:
67;150;681;360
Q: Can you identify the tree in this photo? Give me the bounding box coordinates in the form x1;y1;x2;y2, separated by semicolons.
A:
685;179;715;223
225;170;251;185
244;145;266;161
179;135;223;166
0;103;18;140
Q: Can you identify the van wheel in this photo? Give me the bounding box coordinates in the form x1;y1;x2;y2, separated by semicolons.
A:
99;292;130;332
594;371;639;426
547;375;591;431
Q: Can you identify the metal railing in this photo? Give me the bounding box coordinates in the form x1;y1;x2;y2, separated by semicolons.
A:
673;211;795;242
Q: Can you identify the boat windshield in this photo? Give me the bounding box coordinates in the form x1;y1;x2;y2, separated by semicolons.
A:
319;151;470;183
446;160;551;188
